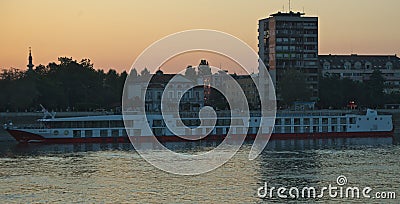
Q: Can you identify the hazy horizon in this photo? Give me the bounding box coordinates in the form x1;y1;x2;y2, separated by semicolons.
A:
1;0;399;73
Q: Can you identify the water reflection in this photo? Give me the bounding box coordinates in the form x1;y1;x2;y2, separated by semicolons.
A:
0;137;394;157
0;138;398;203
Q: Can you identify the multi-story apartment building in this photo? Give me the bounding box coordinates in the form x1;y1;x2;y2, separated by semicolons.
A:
258;11;319;101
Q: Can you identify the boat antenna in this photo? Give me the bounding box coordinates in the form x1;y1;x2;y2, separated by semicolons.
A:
40;104;56;119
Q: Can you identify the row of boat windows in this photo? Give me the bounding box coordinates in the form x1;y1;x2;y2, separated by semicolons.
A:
153;125;348;135
68;129;128;138
274;125;347;133
57;124;351;137
157;119;244;127
275;117;356;125
47;120;127;129
47;116;383;129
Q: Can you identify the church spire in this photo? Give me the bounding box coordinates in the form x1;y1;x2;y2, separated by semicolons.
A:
27;47;34;71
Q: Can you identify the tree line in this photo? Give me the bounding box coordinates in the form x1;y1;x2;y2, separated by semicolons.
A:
0;57;129;112
1;57;399;112
279;69;400;109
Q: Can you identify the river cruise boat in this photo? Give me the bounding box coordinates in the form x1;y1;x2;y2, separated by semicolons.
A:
4;109;393;143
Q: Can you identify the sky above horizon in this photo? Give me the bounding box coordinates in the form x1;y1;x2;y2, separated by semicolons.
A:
1;0;399;73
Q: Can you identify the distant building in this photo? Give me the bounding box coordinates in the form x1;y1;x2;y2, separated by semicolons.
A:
232;74;260;110
319;54;400;93
127;69;205;112
27;47;34;71
258;11;319;101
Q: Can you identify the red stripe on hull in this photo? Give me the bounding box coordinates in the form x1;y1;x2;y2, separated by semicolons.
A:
6;129;393;144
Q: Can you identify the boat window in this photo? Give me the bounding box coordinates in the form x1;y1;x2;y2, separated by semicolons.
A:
125;120;134;127
194;119;201;126
340;118;346;124
285;119;291;125
223;119;230;126
153;120;163;127
275;119;281;125
152;128;163;136
196;128;202;135
110;121;124;128
133;129;141;136
216;128;223;135
203;120;215;126
73;130;81;138
71;121;78;128
111;130;119;137
284;126;291;133
176;120;185;127
84;121;94;128
91;121;109;128
121;129;128;137
313;118;319;125
331;118;337;124
100;130;108;137
322;118;328;124
303;118;310;125
185;128;192;135
294;126;300;133
85;130;93;138
232;119;244;126
294;118;300;125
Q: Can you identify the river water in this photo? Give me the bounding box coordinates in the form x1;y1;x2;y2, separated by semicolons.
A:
0;137;399;203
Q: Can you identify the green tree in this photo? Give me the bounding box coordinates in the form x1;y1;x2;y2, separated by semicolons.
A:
279;69;312;106
366;70;385;107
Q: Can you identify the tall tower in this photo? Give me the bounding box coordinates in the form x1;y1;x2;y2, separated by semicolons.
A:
27;47;34;71
258;11;319;101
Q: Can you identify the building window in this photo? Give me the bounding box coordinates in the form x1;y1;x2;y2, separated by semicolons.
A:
344;62;351;69
365;62;372;69
386;62;393;70
323;62;331;70
354;62;362;69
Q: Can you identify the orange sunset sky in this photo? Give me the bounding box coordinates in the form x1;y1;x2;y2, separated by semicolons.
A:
0;0;399;73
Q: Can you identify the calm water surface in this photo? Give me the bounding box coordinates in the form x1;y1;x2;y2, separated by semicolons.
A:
0;137;399;203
